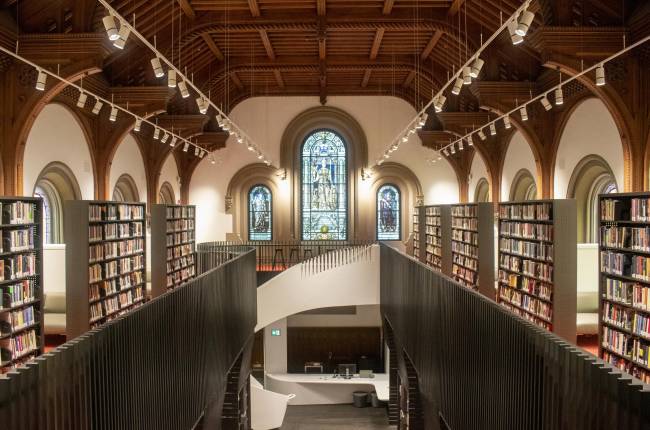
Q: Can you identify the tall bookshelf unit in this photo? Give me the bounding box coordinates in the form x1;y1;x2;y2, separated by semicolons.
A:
497;199;576;342
151;204;196;297
599;192;650;383
0;197;43;372
450;203;494;297
412;206;421;261
423;205;452;273
65;200;146;339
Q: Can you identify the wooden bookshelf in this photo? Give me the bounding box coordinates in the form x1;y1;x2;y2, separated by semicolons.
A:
423;205;451;273
497;199;576;343
65;200;146;339
598;192;650;383
412;206;421;261
0;197;44;372
450;203;494;297
151;204;196;297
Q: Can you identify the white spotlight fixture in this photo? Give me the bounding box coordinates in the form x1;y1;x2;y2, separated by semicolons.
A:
489;123;497;136
383;152;390;159
434;95;446;113
516;10;535;37
178;80;190;98
237;135;244;144
113;25;130;49
194;146;200;156
596;63;606;86
222;119;230;131
77;92;88;109
210;154;216;165
199;150;206;159
109;105;118;122
450;145;456;155
503;115;512;129
540;94;552;111
153;128;160;140
247;143;255;151
402;134;409;143
151;57;164;78
520;105;528;121
196;97;208;114
442;148;449;157
92;99;103;115
378;159;385;166
467;135;474;146
264;160;271;166
183;142;189;152
170;136;178;147
391;143;399;151
216;114;224;127
35;69;46;91
478;129;486;141
458;140;464;151
408;128;416;136
462;67;472;85
257;153;264;160
133;117;142;132
102;15;119;41
168;69;177;88
554;87;564;105
161;132;169;144
508;21;524;45
469;57;484;78
451;77;463;95
417;113;428;128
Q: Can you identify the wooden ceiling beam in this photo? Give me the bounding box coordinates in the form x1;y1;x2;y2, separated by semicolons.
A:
383;0;395;15
369;27;385;60
176;0;196;19
448;0;466;17
317;0;327;16
421;30;443;60
361;69;372;88
274;70;285;88
259;29;276;60
201;33;224;61
247;0;261;17
230;72;245;91
402;70;416;88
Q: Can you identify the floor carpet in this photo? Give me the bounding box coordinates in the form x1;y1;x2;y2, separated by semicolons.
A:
281;404;392;430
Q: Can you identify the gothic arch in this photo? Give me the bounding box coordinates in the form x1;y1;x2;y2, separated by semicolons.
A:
159;181;176;204
474;178;490;202
509;169;537;201
112;174;140;202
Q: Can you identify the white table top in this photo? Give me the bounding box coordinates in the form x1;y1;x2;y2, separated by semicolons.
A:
267;373;389;401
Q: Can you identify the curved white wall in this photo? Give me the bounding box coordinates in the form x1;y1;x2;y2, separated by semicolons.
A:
469;152;489;201
23;103;94;199
501;131;538;201
553;98;624;198
190;96;459;241
109;134;147;203
159;154;180;203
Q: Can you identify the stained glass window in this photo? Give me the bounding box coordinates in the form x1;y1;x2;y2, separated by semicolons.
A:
248;185;272;241
301;130;348;240
377;184;400;241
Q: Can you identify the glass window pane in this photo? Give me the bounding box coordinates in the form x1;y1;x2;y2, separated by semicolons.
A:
377;184;400;240
301;130;348;240
249;185;272;241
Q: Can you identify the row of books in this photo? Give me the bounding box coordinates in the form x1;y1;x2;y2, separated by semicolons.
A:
601;226;650;251
602;301;650;339
425;207;440;216
499;255;553;281
498;270;553;301
89;255;144;283
167;266;196;288
90;287;145;322
167;255;195;273
451;205;477;217
601;251;650;281
499;238;553;261
166;219;195;233
0;305;36;333
2;228;35;252
631;198;650;222
89;239;144;263
425;216;440;226
425;225;440;236
167;244;194;261
425;244;441;257
604;278;650;311
426;253;441;268
0;254;37;281
425;235;441;247
453;254;477;271
1;280;36;309
89;204;144;222
167;231;195;246
2;329;38;363
452;241;477;259
602;326;650;367
602;350;650;383
452;264;477;285
499;203;552;221
89;222;144;242
499;287;553;321
452;218;477;231
89;272;143;303
500;222;553;241
167;206;194;219
1;202;35;225
452;230;477;245
500;302;551;331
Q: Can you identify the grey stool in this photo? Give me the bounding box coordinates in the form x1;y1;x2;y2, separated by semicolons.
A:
272;248;286;271
353;391;368;408
289;248;300;265
303;248;314;260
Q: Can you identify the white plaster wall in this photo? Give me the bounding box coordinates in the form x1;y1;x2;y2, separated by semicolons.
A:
189;96;459;242
469;152;489;201
109;134;147;203
23;103;94;199
500;131;538;201
159;154;180;203
553;98;624;198
287;305;381;327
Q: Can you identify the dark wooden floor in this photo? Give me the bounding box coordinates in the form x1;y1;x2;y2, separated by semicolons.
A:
281;404;393;430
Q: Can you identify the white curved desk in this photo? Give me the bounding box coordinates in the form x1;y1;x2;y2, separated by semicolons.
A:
266;373;389;406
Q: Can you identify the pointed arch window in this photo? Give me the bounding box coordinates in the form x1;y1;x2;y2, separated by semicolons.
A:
301;130;348;240
377;184;401;241
248;185;272;241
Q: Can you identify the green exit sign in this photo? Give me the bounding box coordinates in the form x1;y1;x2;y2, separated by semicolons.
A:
271;329;281;337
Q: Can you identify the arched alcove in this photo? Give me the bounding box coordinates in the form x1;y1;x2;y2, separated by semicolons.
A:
474;178;490;202
159;181;176;204
109;133;147;203
501;131;539;201
112;174;140;203
509;169;537;202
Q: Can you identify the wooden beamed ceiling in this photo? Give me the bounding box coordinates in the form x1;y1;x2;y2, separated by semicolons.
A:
4;0;643;121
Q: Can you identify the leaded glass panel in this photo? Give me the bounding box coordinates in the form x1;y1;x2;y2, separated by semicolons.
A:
249;185;272;241
377;184;400;240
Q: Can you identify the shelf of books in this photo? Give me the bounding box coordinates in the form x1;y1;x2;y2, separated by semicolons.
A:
450;203;494;297
0;197;43;372
151;204;196;297
497;199;576;342
412;206;421;261
423;205;451;273
599;192;650;383
64;200;146;339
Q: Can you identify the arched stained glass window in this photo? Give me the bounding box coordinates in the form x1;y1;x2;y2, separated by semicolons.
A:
248;185;272;241
377;184;401;241
301;130;348;240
